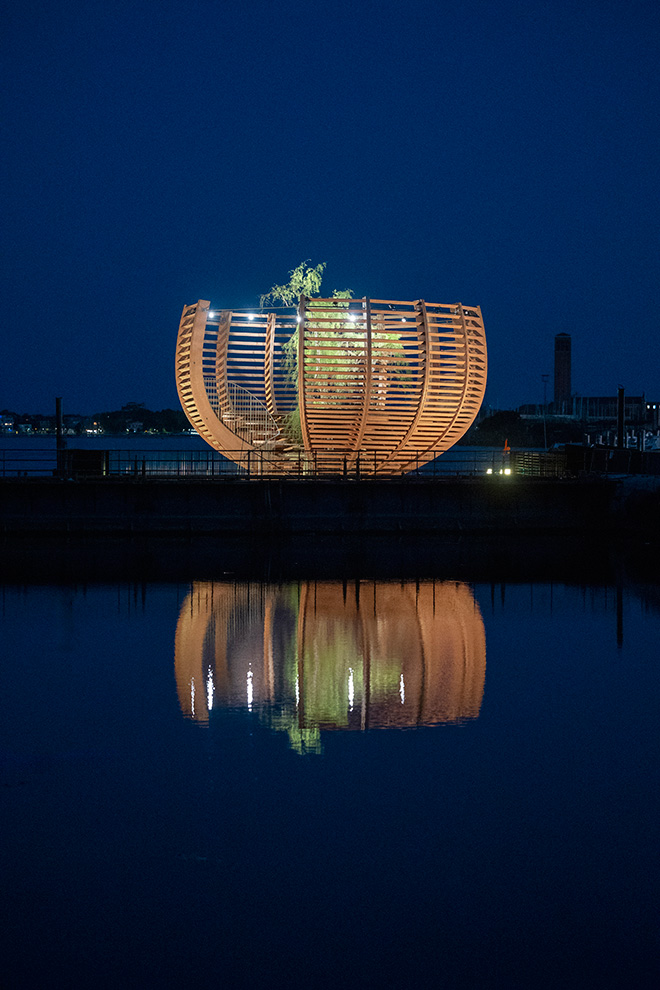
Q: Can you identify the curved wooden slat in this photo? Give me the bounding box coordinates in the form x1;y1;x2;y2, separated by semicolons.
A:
175;301;256;465
348;297;373;457
299;297;486;473
264;312;277;418
297;296;310;450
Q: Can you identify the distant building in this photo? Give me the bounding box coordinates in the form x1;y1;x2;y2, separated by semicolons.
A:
554;333;571;411
520;395;649;424
573;395;646;422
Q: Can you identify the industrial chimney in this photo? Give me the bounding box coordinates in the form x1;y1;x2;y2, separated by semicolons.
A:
554;333;571;412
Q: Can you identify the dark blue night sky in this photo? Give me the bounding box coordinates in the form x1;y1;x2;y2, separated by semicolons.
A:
2;0;659;413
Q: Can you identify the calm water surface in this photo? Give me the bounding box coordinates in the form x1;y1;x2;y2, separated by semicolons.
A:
1;570;658;987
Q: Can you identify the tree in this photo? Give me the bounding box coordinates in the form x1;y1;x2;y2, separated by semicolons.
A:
259;261;414;446
260;260;353;378
259;260;330;309
260;261;353;443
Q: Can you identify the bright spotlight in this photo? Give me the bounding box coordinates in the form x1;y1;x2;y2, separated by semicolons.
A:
248;314;255;321
486;468;493;475
504;468;512;475
208;311;215;319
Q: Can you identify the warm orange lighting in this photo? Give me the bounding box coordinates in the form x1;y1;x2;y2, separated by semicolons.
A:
175;297;487;475
174;581;486;746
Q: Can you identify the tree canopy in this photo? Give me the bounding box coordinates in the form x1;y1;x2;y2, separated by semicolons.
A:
259;262;355;444
259;260;351;309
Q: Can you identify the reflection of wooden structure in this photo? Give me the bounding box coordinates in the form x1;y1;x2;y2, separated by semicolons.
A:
174;581;486;736
175;298;486;474
297;581;486;728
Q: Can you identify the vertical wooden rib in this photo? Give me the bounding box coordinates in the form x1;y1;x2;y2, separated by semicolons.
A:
216;310;232;420
264;312;277;418
349;297;373;455
297;296;310;449
426;304;472;452
392;302;470;472
375;299;430;471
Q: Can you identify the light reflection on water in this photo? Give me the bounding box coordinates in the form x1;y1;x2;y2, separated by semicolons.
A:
1;566;659;988
174;581;486;751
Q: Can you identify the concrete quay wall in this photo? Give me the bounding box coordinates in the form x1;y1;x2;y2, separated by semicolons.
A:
0;476;624;536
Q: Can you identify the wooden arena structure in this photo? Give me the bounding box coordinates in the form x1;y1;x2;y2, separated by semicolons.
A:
175;296;487;475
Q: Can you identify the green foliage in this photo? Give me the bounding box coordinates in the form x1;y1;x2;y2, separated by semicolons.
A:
260;261;414;447
259;260;328;309
283;406;303;445
261;261;353;380
282;288;354;386
260;262;354;442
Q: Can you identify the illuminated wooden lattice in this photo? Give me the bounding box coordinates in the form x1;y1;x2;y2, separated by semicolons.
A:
175;297;487;473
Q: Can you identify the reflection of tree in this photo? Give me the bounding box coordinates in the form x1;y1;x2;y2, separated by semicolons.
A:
174;580;486;751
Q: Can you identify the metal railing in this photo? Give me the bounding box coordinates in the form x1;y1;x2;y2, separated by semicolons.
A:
0;446;570;480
